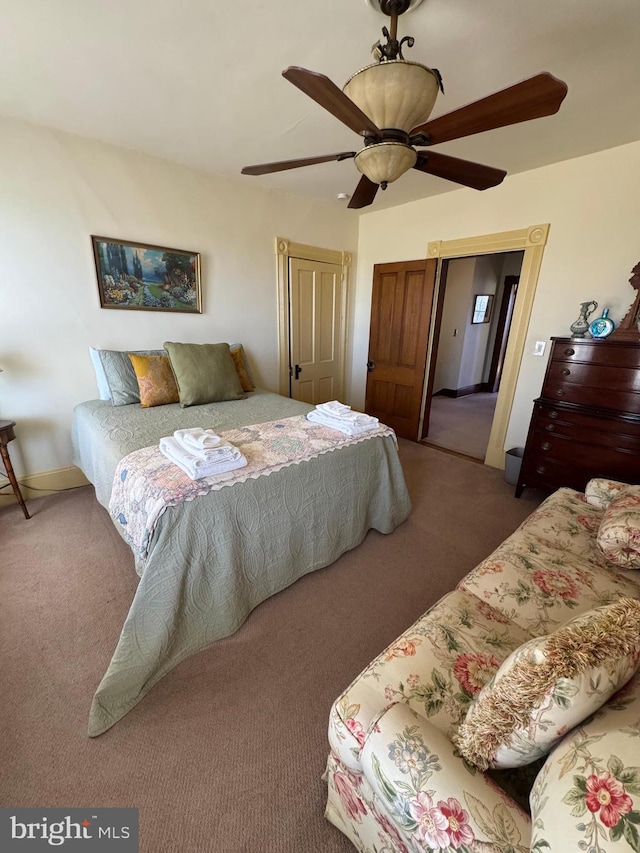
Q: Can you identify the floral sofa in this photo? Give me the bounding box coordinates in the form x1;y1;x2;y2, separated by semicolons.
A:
324;479;640;852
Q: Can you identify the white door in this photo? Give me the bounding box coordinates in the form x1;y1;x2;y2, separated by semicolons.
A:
289;257;344;404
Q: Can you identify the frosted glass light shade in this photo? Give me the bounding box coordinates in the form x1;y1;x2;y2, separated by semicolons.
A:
343;60;439;132
354;142;417;184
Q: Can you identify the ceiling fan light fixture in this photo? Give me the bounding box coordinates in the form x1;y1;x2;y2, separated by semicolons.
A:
343;61;439;133
354;141;417;185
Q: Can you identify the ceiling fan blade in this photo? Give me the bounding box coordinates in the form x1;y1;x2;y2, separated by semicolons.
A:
283;66;381;138
414;151;507;190
411;73;568;144
348;175;379;209
242;151;355;176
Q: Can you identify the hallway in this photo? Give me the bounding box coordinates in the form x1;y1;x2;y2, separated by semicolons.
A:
423;392;498;461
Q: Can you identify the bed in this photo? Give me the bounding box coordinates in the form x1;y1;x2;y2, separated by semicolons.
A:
72;388;411;736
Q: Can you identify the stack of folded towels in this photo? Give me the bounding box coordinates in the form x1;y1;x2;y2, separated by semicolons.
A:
159;428;247;480
306;400;379;436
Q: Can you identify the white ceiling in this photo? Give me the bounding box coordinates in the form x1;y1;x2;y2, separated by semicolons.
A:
3;0;640;211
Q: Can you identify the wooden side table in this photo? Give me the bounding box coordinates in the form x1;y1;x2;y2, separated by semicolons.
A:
0;420;30;519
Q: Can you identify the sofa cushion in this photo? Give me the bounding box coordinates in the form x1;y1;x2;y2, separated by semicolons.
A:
454;598;640;771
328;589;532;772
530;670;640;853
597;486;640;569
459;490;640;634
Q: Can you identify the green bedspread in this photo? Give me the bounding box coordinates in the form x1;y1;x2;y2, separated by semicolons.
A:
72;390;412;736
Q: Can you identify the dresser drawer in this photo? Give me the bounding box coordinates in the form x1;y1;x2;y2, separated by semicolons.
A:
542;382;640;411
551;340;640;369
536;404;640;435
533;419;640;453
520;444;640;493
544;360;640;393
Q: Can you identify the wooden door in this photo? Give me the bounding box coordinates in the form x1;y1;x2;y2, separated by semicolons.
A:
365;258;437;440
289;257;344;404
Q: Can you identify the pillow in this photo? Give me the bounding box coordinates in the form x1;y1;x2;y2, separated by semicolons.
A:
585;478;631;511
597;487;640;568
453;598;640;770
94;348;166;406
89;347;111;401
128;354;179;408
163;341;246;407
229;344;255;392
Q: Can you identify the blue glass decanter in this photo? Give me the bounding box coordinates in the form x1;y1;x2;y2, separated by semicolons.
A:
589;308;615;339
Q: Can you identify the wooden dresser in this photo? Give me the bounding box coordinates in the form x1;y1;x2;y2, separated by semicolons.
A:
516;337;640;497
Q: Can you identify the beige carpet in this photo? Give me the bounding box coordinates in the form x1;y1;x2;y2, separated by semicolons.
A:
0;442;540;852
425;392;499;460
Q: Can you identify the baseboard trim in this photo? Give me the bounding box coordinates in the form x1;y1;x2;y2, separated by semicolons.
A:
0;465;89;506
435;384;483;398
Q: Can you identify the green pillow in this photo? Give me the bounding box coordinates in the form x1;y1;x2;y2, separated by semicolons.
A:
95;348;166;406
163;342;246;407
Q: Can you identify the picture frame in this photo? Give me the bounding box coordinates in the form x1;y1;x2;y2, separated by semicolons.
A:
91;236;202;313
471;293;494;324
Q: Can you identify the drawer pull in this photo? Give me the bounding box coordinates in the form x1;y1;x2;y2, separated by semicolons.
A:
541;441;551;451
564;347;575;356
554;388;565;397
561;368;570;376
548;410;559;419
536;465;546;475
545;423;555;432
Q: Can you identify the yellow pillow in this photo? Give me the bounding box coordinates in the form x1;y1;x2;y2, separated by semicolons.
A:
128;354;179;408
229;345;255;392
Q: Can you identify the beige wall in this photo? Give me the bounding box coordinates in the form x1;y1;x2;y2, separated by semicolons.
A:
351;139;640;454
0;118;357;478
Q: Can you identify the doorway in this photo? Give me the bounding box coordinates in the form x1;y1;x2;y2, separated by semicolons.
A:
421;224;550;469
275;238;351;403
423;252;523;461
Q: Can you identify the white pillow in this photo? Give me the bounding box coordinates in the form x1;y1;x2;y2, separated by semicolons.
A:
89;347;111;401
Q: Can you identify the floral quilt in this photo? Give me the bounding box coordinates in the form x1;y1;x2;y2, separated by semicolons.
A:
109;415;395;559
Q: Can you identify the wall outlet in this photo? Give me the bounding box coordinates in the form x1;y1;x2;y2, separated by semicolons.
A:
533;341;546;356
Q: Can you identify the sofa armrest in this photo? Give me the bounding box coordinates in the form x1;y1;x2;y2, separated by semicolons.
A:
361;701;531;852
531;673;640;852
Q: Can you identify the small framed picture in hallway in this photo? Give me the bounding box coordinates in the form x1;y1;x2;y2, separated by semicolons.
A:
472;293;494;324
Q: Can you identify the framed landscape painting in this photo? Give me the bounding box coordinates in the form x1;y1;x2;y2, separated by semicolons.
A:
92;236;202;313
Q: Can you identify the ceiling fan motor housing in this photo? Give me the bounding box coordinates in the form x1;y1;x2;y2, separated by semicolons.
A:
343;60;439;133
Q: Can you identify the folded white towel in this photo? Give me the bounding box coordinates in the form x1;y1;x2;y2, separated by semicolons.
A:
174;428;222;451
315;401;374;425
306;409;379;436
160;436;247;480
173;430;239;462
316;400;352;418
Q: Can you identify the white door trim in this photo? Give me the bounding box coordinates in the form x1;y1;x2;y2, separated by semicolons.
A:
424;224;550;469
275;238;352;398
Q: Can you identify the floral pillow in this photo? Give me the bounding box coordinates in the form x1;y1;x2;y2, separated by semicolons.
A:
585;478;630;511
597;486;640;569
453;598;640;770
129;354;179;407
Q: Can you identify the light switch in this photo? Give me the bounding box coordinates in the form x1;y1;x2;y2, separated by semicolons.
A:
533;341;546;356
453;328;458;337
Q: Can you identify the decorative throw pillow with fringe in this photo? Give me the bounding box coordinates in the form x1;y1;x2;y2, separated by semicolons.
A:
597;486;640;569
453;597;640;770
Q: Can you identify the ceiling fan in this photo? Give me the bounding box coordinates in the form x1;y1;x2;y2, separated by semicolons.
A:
241;0;568;209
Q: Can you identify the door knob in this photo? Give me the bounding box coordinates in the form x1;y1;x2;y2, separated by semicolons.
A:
367;360;375;373
294;364;302;379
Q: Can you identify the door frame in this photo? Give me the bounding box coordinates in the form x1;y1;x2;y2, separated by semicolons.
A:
275;238;352;398
421;224;550;469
